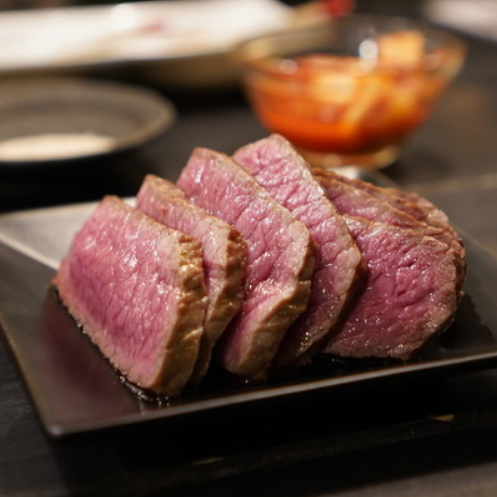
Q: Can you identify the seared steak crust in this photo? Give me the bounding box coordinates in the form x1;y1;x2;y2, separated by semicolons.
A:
233;134;364;367
323;216;458;360
314;168;466;298
136;175;247;383
177;147;314;380
53;196;207;396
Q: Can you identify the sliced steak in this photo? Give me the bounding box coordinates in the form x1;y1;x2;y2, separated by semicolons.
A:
314;168;466;297
323;216;458;361
136;174;247;383
233;134;364;367
177;147;314;380
53;196;207;396
315;170;456;244
314;169;455;231
315;171;431;229
319;170;435;221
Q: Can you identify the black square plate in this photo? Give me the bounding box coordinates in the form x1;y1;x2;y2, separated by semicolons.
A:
1;191;497;437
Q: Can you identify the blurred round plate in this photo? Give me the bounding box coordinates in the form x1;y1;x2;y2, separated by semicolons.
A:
0;77;176;168
0;0;326;90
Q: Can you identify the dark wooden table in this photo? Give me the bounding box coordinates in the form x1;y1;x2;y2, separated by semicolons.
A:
2;2;497;496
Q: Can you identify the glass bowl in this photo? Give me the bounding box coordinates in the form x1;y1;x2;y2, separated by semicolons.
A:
232;15;466;169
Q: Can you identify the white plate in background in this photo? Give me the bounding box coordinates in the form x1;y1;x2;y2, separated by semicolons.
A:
0;0;319;88
424;0;497;41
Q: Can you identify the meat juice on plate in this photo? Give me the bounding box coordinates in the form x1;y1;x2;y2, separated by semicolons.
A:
243;31;455;168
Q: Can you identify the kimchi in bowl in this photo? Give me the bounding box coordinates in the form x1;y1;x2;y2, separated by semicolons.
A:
232;15;466;169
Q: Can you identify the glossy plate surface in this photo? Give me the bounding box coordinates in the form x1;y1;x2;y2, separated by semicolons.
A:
0;193;497;437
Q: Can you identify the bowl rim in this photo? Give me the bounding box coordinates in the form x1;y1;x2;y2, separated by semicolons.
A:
231;13;467;75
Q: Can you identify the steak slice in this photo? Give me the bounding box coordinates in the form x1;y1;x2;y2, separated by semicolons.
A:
314;169;456;232
177;147;315;380
314;169;466;297
319;170;435;222
315;171;432;230
315;171;456;245
323;215;458;361
233;134;364;367
53;196;207;396
136;174;247;383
